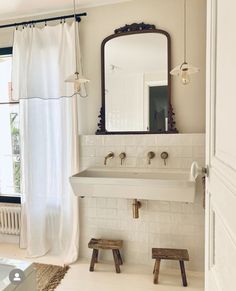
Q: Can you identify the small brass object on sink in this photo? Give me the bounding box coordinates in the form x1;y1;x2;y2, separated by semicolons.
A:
132;199;142;219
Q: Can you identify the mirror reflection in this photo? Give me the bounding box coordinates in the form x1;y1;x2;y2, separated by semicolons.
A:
104;33;169;132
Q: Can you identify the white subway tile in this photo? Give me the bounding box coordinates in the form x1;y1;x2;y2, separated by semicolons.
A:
80;157;95;170
169;146;193;158
96;198;107;208
128;231;149;243
180;158;195;169
136;135;156;146
79;135;86;146
156;135;172;146
149;233;161;246
192;134;205;146
129;221;148;232
82;135;97;146
125;146;138;157
119;157;137;167
193;146;205;158
169;202;185;213
85;197;97;208
159;223;172;234
103;135;119;146
149;222;160;233
81;146;96;157
94;157;105;167
136;157;148;168
117;199;128;210
106;198;118;209
123;136;137;146
147;201;170;212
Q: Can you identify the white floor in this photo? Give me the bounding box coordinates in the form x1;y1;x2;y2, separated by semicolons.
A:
0;243;204;291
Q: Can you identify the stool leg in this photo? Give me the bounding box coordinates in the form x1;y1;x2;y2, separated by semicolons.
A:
95;249;99;263
116;250;123;265
112;250;121;273
153;259;161;284
179;261;188;287
153;260;157;274
89;249;98;272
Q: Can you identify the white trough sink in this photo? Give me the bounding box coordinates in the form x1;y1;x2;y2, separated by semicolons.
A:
70;167;196;203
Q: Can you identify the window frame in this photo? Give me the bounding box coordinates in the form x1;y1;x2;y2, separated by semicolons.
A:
0;47;21;204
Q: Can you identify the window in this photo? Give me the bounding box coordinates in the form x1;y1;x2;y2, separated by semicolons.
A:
0;47;21;201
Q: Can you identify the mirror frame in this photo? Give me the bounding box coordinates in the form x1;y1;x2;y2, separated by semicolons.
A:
96;22;178;135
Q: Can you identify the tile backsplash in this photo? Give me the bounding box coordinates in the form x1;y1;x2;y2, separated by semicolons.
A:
78;134;205;271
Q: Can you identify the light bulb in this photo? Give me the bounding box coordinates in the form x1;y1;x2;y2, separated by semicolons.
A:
74;82;81;93
65;72;89;94
171;62;199;85
181;69;190;85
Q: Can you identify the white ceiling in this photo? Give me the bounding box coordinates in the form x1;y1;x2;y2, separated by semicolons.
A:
0;0;131;20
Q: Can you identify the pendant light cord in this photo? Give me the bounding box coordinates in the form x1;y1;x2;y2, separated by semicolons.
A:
73;0;79;74
184;0;187;63
72;0;88;98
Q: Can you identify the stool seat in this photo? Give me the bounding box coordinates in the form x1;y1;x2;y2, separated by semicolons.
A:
152;248;189;261
88;238;123;273
88;238;123;250
152;248;189;287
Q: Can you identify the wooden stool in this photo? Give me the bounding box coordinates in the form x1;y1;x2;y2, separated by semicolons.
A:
152;248;189;287
88;238;123;273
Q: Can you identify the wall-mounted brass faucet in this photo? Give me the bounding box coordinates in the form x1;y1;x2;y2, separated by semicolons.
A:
160;151;169;166
104;152;114;165
119;152;126;165
147;151;155;165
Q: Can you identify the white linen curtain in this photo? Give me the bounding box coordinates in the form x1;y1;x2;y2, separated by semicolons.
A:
12;22;80;264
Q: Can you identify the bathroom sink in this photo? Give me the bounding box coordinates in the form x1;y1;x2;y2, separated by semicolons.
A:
70;167;196;202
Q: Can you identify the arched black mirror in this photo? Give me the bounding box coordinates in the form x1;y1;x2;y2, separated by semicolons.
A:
96;23;178;135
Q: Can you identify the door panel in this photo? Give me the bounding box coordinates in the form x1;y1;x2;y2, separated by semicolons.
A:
215;0;236;169
206;0;236;289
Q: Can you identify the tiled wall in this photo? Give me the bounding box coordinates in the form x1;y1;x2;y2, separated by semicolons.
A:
78;134;205;271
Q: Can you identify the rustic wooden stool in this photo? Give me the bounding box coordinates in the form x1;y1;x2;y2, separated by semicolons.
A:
88;238;123;273
152;248;189;287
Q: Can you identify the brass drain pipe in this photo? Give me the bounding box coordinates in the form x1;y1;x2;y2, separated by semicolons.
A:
132;199;142;219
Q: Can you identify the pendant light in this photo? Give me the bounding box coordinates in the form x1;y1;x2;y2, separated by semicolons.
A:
65;0;89;94
170;0;199;85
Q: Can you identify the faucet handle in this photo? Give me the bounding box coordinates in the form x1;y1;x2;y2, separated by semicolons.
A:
119;152;126;165
147;151;155;165
160;151;169;166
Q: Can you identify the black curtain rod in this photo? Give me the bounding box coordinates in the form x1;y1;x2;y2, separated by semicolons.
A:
0;12;87;29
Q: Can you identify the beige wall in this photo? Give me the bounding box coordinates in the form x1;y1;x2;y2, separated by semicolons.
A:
0;0;206;134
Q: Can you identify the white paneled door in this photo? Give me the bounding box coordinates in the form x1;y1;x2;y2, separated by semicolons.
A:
206;0;236;290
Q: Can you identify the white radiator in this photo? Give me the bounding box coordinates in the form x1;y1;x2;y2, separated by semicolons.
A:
0;204;21;235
